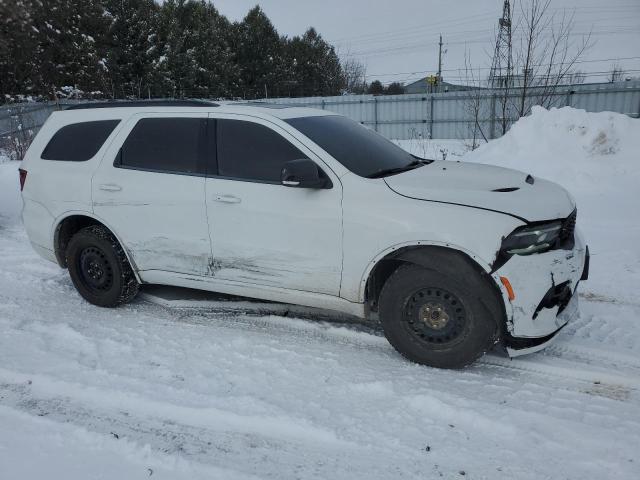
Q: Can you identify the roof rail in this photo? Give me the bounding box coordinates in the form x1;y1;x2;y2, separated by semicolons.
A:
65;99;219;110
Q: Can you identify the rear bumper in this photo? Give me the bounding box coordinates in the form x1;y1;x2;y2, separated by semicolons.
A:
30;241;58;264
494;228;588;354
22;197;55;257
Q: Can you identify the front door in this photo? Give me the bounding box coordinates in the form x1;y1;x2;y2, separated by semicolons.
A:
204;115;342;295
93;113;212;276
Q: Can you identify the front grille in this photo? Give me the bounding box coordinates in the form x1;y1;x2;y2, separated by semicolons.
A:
557;208;577;249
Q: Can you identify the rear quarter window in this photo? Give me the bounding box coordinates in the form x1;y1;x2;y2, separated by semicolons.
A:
41;120;120;161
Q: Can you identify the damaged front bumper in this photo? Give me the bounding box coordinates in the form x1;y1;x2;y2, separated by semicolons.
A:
494;229;589;357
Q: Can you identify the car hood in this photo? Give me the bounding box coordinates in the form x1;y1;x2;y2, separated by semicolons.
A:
383;160;575;223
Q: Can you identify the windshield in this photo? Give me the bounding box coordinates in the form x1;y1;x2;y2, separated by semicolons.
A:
285;115;431;178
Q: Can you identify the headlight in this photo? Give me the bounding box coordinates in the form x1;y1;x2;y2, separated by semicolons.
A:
501;221;562;255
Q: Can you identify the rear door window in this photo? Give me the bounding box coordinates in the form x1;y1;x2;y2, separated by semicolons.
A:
216;119;307;183
118;118;206;174
41;120;120;161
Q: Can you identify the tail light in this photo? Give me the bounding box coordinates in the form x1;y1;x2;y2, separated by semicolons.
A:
18;168;27;191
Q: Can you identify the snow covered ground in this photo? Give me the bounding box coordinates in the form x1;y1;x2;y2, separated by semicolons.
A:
1;107;640;479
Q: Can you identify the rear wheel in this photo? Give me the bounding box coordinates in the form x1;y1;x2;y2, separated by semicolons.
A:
378;261;500;368
66;225;139;307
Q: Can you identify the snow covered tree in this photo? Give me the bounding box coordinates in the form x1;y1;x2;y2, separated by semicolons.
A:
154;0;238;98
1;1;345;101
284;28;343;97
28;0;109;97
232;6;288;99
0;0;40;98
102;0;160;99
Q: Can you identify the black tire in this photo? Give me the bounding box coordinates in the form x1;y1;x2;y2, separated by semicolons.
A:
378;256;501;369
65;225;139;307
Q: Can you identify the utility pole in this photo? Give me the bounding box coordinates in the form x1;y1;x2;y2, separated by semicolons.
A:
437;34;443;85
426;35;444;93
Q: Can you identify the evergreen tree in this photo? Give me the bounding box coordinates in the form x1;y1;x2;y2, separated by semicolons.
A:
155;0;238;98
29;0;108;97
1;1;347;101
102;0;160;99
385;82;405;95
367;80;385;95
233;6;287;99
0;0;39;98
285;28;343;97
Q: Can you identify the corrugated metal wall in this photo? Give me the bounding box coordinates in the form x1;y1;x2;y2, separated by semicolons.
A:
263;80;640;139
1;81;638;143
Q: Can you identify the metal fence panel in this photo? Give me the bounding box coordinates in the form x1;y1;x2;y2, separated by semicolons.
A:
2;81;638;145
263;81;639;140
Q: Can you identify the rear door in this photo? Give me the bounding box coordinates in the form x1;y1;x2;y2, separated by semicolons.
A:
204;114;343;295
93;113;212;276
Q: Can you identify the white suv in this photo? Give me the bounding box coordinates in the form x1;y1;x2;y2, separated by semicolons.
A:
19;100;589;368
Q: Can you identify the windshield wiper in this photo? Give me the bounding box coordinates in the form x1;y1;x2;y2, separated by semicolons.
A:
411;154;434;163
368;159;429;179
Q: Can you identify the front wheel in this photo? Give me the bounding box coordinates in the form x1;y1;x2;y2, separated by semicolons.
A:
378;262;500;368
66;225;139;307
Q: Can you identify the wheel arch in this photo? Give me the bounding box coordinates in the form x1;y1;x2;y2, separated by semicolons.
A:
52;211;141;283
362;242;507;326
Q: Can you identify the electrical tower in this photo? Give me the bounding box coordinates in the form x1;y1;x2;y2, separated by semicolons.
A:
489;0;513;88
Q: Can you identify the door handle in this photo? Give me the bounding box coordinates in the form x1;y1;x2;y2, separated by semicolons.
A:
214;194;241;204
99;184;122;192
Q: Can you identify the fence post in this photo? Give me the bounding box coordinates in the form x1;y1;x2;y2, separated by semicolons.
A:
373;97;378;132
429;95;434;139
490;93;497;139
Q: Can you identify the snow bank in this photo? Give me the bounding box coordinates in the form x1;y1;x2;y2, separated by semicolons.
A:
463;107;640;303
0;161;22;225
464;106;640;195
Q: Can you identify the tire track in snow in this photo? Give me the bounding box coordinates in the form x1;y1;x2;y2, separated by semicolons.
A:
542;342;640;372
142;294;640;398
0;377;427;480
477;356;640;395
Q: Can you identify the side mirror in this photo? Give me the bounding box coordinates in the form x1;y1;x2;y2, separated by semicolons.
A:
281;159;332;189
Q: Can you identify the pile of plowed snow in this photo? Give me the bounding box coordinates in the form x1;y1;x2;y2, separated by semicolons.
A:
463;106;640;303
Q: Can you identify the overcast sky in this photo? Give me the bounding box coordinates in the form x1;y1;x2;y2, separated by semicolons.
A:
213;0;640;86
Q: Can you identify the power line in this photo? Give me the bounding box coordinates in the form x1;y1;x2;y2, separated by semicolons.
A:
350;28;639;60
367;56;640;78
330;11;497;44
338;15;638;51
332;7;639;48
